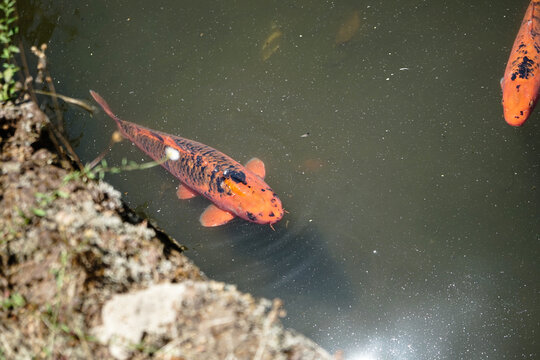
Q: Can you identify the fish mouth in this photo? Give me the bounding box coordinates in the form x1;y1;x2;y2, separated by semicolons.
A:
256;214;284;225
241;207;284;225
504;109;529;126
242;198;284;225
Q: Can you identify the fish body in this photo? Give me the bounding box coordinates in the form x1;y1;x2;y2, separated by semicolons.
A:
501;0;540;126
335;10;361;45
261;22;283;61
90;91;284;227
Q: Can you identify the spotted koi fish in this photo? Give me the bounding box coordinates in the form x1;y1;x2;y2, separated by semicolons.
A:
90;91;284;227
501;0;540;126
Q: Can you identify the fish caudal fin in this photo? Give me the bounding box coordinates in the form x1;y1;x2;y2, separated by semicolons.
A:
200;204;235;227
245;157;266;179
89;90;122;125
177;184;198;200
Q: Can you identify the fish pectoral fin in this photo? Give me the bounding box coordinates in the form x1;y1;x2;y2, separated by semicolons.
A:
177;184;198;200
245;157;266;179
199;205;235;227
500;77;505;89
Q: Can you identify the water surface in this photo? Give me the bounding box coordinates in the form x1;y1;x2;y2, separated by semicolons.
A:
19;1;539;358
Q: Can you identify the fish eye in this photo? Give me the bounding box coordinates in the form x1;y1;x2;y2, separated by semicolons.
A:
223;169;247;184
231;172;246;183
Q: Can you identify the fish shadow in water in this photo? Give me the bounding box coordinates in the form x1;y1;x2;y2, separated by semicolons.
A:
194;216;357;316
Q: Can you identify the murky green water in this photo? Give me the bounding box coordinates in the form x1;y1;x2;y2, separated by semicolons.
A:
19;0;539;358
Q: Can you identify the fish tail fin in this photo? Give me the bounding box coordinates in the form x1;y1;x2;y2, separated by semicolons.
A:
89;90;122;126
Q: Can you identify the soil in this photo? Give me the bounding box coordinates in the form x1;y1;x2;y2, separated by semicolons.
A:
0;100;336;360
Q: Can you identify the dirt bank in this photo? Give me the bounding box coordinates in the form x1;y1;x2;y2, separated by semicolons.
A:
0;100;335;359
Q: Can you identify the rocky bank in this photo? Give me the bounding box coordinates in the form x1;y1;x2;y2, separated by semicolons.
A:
0;100;335;360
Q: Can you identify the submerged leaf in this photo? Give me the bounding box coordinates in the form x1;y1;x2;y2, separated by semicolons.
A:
32;208;46;217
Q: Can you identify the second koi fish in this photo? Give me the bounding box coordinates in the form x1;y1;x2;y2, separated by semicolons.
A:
90;91;284;227
501;0;540;126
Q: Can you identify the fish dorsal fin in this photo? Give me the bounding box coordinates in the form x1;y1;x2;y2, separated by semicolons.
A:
177;184;198;200
200;204;235;227
245;157;266;179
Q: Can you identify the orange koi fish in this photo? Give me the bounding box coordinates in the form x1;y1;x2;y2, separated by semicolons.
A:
90;91;284;227
501;0;540;126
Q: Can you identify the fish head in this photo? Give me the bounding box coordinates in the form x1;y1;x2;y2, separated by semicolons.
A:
218;169;284;225
502;79;537;126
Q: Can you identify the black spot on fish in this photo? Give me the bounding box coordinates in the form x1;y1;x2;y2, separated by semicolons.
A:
246;212;257;221
535;43;540;54
223;170;247;184
216;178;225;193
516;84;521;92
150;131;164;142
520;111;524;115
195;155;202;167
202;149;215;157
511;56;535;80
261;188;266;192
174;138;185;148
269;212;275;217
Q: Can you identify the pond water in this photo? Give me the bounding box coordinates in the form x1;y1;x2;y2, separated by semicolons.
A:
19;0;539;358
